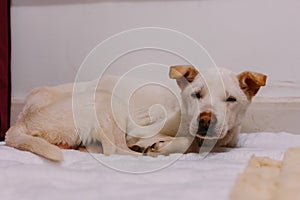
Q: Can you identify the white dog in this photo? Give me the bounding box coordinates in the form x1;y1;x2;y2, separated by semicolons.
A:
5;66;266;161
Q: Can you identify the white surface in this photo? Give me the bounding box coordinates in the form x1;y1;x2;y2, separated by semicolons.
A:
1;132;300;200
11;0;300;99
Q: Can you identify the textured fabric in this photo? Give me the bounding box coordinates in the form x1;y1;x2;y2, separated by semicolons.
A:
0;132;300;200
0;0;11;140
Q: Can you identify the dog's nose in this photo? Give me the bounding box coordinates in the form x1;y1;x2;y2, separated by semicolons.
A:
197;112;216;136
198;112;212;128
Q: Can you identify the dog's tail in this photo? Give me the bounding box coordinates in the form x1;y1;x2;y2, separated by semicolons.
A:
5;124;63;162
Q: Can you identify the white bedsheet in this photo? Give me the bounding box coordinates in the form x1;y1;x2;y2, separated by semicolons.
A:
1;132;300;200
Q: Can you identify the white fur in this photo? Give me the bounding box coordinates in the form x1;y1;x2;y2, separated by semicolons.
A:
5;67;265;160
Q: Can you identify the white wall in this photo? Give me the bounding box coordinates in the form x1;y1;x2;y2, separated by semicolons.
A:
11;0;300;99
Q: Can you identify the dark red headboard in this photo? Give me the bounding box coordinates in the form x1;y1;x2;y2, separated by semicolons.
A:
0;0;11;141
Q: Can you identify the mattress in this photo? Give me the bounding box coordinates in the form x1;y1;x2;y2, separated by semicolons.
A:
1;132;300;200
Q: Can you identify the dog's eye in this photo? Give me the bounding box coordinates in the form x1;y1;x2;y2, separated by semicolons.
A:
191;92;202;99
226;96;237;102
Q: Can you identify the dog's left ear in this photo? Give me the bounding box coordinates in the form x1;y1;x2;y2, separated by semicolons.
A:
169;65;199;89
237;71;267;99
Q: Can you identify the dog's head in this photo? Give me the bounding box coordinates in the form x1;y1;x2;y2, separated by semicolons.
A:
169;65;267;140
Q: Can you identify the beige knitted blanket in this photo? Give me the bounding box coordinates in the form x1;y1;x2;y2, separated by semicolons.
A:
231;148;300;200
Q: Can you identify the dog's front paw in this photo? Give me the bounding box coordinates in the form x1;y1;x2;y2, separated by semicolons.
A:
143;141;167;157
129;145;145;153
129;140;170;157
150;140;166;151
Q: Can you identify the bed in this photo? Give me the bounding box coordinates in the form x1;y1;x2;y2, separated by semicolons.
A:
1;132;300;200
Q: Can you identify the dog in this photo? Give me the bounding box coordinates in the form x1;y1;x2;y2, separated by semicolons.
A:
5;66;266;161
126;66;267;154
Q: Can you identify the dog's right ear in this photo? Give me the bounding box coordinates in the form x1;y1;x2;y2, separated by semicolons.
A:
169;65;199;89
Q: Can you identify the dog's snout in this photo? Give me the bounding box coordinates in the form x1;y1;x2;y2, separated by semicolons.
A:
198;112;212;128
197;112;217;136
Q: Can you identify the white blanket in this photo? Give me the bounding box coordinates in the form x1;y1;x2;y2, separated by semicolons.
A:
1;132;300;200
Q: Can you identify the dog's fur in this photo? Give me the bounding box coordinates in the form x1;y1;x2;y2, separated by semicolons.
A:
5;66;266;161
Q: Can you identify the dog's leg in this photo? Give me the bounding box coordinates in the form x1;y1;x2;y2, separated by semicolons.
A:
78;142;104;154
97;128;117;156
145;136;198;156
113;122;141;156
94;120;140;156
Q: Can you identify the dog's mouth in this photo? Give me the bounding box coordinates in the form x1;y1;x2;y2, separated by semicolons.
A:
194;127;226;140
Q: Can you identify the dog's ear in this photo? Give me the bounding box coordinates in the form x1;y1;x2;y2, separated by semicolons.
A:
169;65;199;89
237;71;267;99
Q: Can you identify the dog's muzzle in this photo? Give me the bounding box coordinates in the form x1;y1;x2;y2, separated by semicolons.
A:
196;111;218;138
